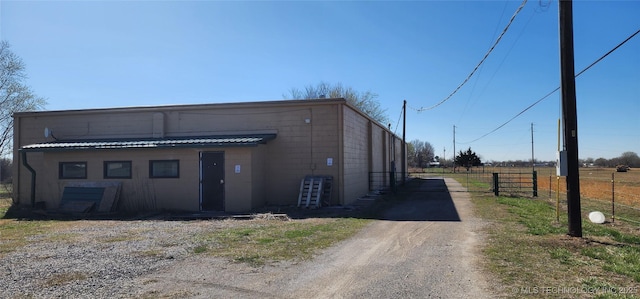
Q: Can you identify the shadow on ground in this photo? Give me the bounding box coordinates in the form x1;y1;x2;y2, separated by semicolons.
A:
225;177;461;222
2;178;461;222
378;178;460;222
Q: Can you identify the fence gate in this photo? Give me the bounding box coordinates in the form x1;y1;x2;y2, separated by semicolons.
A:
493;171;538;197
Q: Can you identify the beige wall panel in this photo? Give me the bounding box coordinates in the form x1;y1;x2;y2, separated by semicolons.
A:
341;106;370;205
370;124;385;173
13;100;402;211
262;104;340;206
31;147;261;212
223;148;253;212
170;107;307;136
36;149;201;211
25;113;155;140
251;147;267;209
16;117;60;149
384;131;391;185
367;124;388;190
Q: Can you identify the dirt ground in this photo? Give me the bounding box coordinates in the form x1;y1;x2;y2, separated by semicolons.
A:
132;177;494;298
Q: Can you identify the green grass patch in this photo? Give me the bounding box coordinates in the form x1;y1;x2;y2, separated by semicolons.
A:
284;228;315;238
584;222;640;245
0;183;11;197
193;244;208;254
455;175;640;298
194;218;370;266
496;196;567;235
549;247;581;266
0;220;59;257
469;179;492;190
0;197;11;218
582;246;640;282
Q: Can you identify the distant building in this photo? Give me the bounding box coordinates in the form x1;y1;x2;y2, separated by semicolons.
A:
13;98;405;213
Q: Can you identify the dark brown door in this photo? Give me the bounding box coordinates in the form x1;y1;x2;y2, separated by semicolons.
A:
201;152;224;211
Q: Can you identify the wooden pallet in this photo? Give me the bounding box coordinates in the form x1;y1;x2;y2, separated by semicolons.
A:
297;175;333;208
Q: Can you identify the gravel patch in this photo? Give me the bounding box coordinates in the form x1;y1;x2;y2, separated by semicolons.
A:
1;179;493;298
0;219;243;298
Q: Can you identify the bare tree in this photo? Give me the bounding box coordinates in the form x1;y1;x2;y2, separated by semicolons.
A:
0;41;46;156
284;81;388;124
408;139;435;168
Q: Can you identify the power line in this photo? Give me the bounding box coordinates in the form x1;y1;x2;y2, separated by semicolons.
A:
407;103;425;112
393;104;404;135
457;7;538;126
462;28;640;144
575;28;640;77
415;0;528;112
461;87;557;144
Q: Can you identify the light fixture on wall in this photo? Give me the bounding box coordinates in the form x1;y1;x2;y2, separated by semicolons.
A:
304;118;311;124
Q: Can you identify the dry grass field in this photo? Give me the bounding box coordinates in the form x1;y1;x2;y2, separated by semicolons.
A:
418;166;640;208
533;167;640;207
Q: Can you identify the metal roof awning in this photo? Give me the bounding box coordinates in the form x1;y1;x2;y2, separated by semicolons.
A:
20;134;277;152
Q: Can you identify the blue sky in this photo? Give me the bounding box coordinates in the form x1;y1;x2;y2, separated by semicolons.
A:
1;0;638;162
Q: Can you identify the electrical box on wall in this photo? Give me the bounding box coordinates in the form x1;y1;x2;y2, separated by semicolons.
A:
556;151;568;176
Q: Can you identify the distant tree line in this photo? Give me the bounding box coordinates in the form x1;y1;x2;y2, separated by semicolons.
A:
408;148;639;170
408;143;486;172
484;151;639;169
485;160;554;167
583;152;640;168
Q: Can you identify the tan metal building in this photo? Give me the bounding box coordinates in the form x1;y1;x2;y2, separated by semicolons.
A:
12;98;405;213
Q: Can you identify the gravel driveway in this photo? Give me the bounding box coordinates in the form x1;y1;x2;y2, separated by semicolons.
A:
1;177;492;298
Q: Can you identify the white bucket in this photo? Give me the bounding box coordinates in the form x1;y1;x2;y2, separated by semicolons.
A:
588;211;606;224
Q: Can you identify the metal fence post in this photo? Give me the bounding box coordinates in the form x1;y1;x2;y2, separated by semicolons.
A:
533;170;538;197
493;173;499;196
466;170;470;190
611;172;615;223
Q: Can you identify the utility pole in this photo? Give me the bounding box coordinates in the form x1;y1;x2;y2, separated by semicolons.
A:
402;100;407;184
443;147;446;165
443;147;446;174
531;123;535;172
453;125;456;173
559;0;582;237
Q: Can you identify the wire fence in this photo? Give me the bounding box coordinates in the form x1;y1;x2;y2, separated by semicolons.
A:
408;167;640;226
535;167;640;225
408;168;534;196
368;172;403;193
